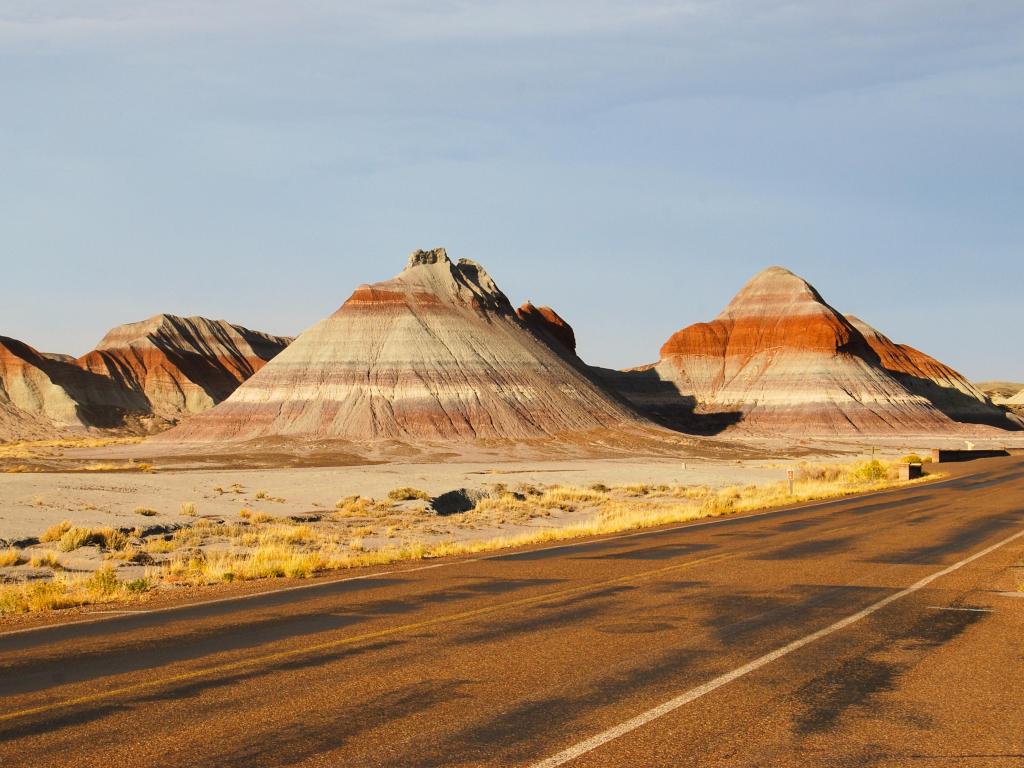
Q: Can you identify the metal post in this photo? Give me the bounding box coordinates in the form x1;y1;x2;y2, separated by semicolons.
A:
787;468;794;495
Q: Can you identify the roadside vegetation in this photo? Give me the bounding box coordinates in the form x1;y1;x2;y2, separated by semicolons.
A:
0;458;934;616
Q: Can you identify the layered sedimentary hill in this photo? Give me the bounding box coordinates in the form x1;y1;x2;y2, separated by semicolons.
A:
845;316;1013;428
1008;388;1024;405
975;381;1024;401
158;249;642;443
608;266;1015;434
0;317;291;442
78;315;291;419
0;336;86;430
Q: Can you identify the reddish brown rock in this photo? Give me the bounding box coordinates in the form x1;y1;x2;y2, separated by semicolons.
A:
0;316;291;442
611;266;1017;435
158;249;642;443
78;315;291;420
845;316;1014;428
516;303;577;354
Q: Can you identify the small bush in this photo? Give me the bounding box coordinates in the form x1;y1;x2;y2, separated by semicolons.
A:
334;496;373;517
59;527;95;552
0;548;23;567
40;520;72;543
851;459;887;482
85;566;120;595
94;527;130;551
388;487;431;502
180;501;198;516
134;507;158;517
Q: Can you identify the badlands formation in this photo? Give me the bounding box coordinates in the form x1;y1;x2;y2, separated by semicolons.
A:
78;314;291;420
2;255;1020;447
606;266;1019;435
0;316;290;441
158;250;643;443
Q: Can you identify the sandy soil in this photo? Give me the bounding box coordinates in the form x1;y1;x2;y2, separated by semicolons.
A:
4;429;1024;543
2;457;795;543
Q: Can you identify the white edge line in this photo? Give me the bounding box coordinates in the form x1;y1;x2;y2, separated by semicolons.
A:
924;606;993;612
528;526;1024;768
0;473;958;640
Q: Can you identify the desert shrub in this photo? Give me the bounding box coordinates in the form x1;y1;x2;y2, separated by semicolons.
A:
180;502;198;516
334;496;375;517
85;566;120;595
0;548;23;567
93;527;130;551
796;463;844;482
850;459;887;482
59;527;95;552
40;520;72;543
590;483;610;493
134;507;158;517
388;487;431;502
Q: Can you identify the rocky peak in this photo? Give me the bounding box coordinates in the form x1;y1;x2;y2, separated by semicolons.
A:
405;248;450;270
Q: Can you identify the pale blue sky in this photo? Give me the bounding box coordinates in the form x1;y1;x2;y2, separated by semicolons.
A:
2;2;1022;378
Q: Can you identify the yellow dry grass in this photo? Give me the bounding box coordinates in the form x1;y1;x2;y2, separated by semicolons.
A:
1;458;936;616
0;437;143;459
0;566;150;615
0;548;23;567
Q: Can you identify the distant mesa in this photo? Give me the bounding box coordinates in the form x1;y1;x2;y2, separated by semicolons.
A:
155;248;642;443
604;266;1021;435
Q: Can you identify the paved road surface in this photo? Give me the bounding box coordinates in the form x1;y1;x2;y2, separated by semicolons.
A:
1;457;1023;767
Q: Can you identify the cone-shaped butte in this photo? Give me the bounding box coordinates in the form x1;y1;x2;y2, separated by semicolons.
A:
649;266;987;434
156;249;642;442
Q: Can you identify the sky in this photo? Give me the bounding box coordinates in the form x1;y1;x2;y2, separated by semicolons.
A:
2;1;1022;380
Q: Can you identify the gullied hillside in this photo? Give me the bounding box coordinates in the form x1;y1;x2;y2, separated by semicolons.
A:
606;267;1018;434
0;317;291;442
78;315;292;419
845;316;1012;428
157;249;644;443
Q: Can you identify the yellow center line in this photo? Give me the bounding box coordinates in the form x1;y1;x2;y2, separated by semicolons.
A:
0;550;742;725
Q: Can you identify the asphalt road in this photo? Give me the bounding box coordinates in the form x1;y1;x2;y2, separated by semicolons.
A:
1;457;1023;767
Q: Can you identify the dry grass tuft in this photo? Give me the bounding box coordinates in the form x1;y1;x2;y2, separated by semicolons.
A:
134;507;158;517
388;487;431;502
29;550;61;569
0;565;151;615
0;548;23;567
180;501;198;517
40;520;72;543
